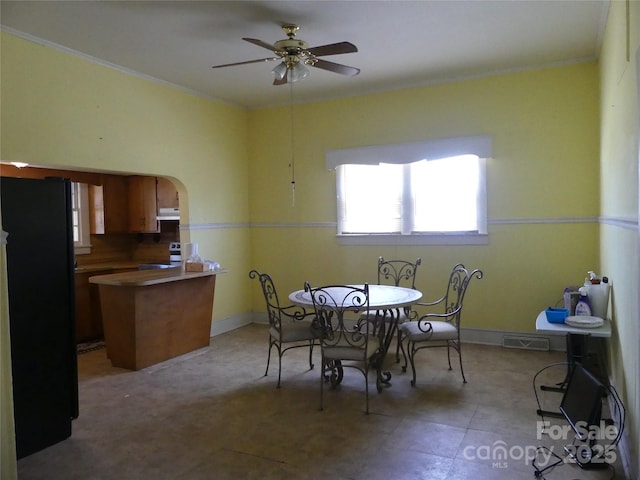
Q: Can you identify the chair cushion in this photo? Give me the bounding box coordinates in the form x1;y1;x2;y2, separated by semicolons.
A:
271;321;316;343
360;308;410;323
323;339;380;362
400;320;457;342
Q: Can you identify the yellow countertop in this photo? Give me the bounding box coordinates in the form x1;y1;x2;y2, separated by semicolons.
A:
89;267;226;287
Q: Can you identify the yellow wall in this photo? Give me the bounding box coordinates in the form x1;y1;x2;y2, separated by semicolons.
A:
599;0;640;476
0;32;252;322
248;63;600;331
1;30;601;333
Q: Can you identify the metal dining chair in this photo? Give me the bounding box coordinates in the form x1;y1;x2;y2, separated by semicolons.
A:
305;282;378;414
400;263;483;386
249;270;318;388
361;256;421;365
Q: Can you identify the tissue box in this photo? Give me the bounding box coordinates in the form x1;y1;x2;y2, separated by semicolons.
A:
185;262;208;272
545;307;568;324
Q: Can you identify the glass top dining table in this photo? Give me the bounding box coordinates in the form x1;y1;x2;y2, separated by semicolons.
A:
288;284;422;310
289;284;423;391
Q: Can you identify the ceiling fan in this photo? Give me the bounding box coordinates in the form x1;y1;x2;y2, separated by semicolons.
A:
212;24;360;85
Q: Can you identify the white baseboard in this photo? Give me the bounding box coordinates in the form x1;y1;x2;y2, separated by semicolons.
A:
250;312;269;326
210;312;254;337
461;326;566;351
217;313;566;351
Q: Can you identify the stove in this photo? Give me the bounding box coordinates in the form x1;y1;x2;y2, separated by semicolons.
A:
169;242;181;263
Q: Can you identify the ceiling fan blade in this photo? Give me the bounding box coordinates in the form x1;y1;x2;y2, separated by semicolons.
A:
243;38;278;52
273;70;288;86
306;42;358;57
212;57;279;69
311;59;360;77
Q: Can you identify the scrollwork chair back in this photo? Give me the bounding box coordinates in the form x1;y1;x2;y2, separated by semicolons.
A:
400;263;483;386
305;282;379;414
249;270;318;388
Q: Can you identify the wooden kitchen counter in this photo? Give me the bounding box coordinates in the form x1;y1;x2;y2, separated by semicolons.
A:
90;268;226;370
89;267;222;286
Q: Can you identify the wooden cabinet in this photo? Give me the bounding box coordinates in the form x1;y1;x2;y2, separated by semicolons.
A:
156;177;179;209
90;175;175;235
89;175;129;234
75;271;93;342
75;270;110;342
75;267;138;343
128;176;158;233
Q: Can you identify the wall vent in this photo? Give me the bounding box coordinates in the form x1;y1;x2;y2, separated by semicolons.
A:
502;335;550;351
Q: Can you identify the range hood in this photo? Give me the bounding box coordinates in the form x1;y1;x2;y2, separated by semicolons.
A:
157;207;180;221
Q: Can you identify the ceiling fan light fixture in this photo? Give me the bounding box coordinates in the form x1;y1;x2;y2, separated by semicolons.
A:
272;61;287;80
289;62;309;83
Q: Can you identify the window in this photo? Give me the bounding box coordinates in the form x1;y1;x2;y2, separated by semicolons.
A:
71;182;91;254
327;136;491;245
411;156;483;232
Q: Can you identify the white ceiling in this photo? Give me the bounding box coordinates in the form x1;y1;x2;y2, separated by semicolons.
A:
0;0;609;110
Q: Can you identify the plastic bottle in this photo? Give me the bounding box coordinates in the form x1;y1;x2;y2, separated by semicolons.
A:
575;287;592;316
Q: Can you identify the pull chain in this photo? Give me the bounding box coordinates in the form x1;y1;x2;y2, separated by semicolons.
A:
289;81;296;207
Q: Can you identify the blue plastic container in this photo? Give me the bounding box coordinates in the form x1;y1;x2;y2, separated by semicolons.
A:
545;307;568;324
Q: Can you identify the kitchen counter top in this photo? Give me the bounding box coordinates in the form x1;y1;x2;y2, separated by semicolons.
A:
89;267;226;287
75;261;184;273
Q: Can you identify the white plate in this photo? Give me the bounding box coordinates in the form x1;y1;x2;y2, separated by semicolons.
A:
564;315;604;329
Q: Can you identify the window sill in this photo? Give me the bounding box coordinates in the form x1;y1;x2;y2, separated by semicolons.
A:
336;233;488;246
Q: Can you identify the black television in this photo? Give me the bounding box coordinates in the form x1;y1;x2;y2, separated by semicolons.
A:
559;364;607;468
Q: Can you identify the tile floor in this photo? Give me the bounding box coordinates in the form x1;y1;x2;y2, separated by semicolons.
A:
17;324;628;479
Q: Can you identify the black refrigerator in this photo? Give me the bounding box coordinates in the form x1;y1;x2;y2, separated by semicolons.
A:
1;176;79;459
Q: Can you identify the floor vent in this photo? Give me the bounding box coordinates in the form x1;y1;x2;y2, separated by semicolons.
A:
502;335;550;351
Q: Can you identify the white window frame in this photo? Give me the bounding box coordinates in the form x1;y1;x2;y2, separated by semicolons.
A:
326;136;491;246
71;182;92;254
